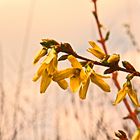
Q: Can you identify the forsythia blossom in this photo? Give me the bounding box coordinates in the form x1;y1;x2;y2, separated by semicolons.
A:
53;55;110;99
87;41;106;59
53;55;88;96
33;47;68;93
113;81;140;107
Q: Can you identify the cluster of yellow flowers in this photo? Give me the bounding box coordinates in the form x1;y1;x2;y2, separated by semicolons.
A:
33;39;111;99
33;39;140;106
114;80;140;106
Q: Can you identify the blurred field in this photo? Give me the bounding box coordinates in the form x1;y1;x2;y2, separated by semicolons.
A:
0;0;140;139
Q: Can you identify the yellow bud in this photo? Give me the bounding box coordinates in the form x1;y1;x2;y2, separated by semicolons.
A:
107;54;120;64
122;61;136;71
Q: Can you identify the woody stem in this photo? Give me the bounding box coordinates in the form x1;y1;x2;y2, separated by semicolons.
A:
92;0;140;128
73;53;140;77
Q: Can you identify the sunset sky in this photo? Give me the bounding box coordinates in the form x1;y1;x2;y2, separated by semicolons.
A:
0;0;140;139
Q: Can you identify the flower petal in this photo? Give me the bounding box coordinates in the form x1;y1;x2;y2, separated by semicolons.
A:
95;73;110;79
40;70;52;93
79;77;90;99
43;48;56;64
128;89;140;107
57;79;68;90
32;63;47;81
33;48;48;64
70;75;81;93
68;55;82;68
53;68;78;81
47;56;58;75
90;73;110;92
132;129;140;140
113;89;127;105
80;69;87;81
88;41;105;59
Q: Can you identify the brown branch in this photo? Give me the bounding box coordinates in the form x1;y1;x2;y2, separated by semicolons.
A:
92;0;140;129
72;53;140;77
93;1;108;55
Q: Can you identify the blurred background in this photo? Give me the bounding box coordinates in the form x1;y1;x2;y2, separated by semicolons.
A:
0;0;140;139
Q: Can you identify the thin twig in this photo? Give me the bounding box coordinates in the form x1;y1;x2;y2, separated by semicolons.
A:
73;53;140;77
92;0;140;129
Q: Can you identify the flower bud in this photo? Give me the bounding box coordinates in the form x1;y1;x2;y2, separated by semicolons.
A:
122;61;136;71
107;54;120;64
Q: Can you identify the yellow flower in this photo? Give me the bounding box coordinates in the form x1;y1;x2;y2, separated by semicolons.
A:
54;67;90;99
54;55;87;93
33;48;57;81
113;81;140;106
107;54;120;64
53;55;110;99
33;47;48;64
90;70;110;92
132;129;140;140
87;41;105;59
68;55;87;93
53;55;88;98
33;48;68;93
79;64;110;99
